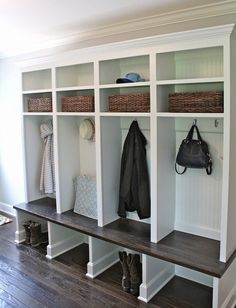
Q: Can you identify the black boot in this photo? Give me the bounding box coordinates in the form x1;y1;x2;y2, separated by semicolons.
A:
119;251;131;292
29;222;48;247
23;220;32;245
127;254;142;296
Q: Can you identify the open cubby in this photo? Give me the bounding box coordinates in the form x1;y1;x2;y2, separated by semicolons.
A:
157;82;224;113
100;116;150;225
23;92;53;113
99;55;149;85
96;248;142;296
156;117;223;242
156;46;223;81
23;115;55;202
100;86;150;112
56;89;94;112
57;116;96;213
56;63;94;88
55;243;89;273
22;69;52;91
150;275;212;307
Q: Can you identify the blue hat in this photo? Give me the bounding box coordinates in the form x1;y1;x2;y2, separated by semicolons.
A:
116;72;145;83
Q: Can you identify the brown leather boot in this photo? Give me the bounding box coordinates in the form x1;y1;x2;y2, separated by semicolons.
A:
119;251;131;292
23;221;32;244
29;222;48;247
127;254;142;296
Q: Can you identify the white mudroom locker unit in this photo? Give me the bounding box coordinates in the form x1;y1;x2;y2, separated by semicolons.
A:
14;24;236;307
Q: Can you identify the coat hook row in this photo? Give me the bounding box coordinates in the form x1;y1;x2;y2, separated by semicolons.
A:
193;118;219;128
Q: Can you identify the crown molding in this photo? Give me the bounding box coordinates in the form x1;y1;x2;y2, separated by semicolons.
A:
51;0;236;46
16;24;234;68
4;0;236;59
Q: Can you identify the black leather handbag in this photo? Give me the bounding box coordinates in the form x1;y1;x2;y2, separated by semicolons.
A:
175;124;212;175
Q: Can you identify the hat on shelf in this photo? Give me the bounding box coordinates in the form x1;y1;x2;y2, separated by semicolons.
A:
79;118;95;141
116;72;145;84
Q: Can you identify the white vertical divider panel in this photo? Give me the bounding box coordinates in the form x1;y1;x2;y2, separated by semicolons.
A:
94;60;103;227
86;236;120;278
225;29;236;262
52;67;61;213
212;258;236;308
156;117;176;241
219;30;236;263
139;254;175;303
100;117;121;225
21;89;29;203
150;53;158;243
220;39;231;262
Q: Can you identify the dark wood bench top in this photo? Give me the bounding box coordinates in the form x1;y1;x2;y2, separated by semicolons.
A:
14;197;236;278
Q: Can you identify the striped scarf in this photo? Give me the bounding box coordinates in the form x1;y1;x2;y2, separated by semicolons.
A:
40;119;55;194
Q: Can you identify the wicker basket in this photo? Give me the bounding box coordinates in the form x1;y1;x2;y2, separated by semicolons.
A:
169;91;223;113
61;96;94;112
28;97;52;112
108;93;150;112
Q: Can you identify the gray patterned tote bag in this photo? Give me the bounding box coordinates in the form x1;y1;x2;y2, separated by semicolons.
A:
73;175;97;219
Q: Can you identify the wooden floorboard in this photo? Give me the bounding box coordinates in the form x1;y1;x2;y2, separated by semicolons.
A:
13;197;236;277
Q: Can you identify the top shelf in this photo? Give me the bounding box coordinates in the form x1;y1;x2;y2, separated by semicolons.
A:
156;77;224;85
99;82;150;89
14;197;236;278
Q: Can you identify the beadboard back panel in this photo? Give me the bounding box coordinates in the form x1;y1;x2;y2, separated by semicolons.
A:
175;118;223;240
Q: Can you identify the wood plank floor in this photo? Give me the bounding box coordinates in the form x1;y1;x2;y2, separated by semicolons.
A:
0;212;212;307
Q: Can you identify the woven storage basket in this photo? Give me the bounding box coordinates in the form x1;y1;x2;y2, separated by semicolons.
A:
169;91;223;113
108;93;150;112
61;96;94;112
28;97;52;112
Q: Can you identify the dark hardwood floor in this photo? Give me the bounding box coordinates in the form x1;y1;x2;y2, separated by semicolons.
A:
0;212;212;307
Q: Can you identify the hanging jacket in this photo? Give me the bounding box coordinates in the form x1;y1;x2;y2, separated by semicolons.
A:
40;119;55;194
118;121;150;219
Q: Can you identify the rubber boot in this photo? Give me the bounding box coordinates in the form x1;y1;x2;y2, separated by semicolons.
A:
127;254;142;296
119;251;131;292
29;222;48;247
23;220;32;245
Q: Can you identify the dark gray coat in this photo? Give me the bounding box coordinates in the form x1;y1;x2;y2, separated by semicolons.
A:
118;121;150;219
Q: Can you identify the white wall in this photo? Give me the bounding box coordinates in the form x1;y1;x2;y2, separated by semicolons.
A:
0;59;25;211
0;12;236;212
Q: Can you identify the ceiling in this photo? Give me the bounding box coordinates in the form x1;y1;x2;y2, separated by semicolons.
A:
0;0;234;58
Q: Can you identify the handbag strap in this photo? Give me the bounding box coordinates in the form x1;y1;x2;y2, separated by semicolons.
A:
175;163;187;175
186;124;202;142
206;162;212;175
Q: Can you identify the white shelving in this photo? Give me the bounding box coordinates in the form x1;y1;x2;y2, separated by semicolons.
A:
157;112;224;118
156;77;224;85
15;24;236;307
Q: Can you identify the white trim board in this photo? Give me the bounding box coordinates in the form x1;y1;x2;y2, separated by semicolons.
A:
0;202;16;216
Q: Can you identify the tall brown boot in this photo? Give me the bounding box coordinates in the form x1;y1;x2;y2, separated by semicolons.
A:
30;222;47;247
23;221;32;245
119;251;131;292
127;254;142;296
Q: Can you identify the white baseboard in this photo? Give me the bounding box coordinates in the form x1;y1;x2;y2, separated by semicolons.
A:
175;221;220;240
15;230;25;244
46;235;84;259
138;265;174;303
86;248;119;279
0;202;16;216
